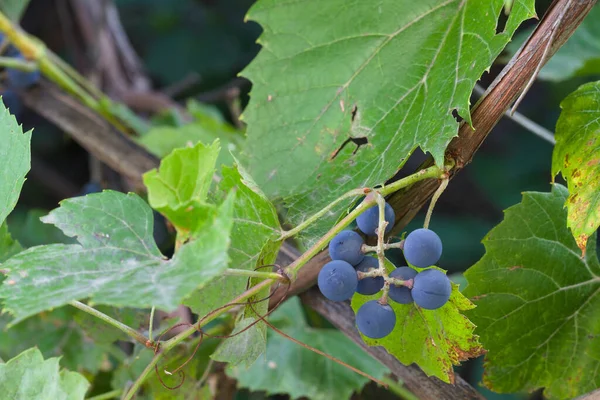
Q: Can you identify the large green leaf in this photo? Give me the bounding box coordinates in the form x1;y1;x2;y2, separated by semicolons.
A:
228;298;389;400
506;5;600;82
0;190;234;324
241;0;536;246
552;81;600;254
0;347;89;400
351;259;483;383
0;99;30;226
464;185;600;399
186;164;282;367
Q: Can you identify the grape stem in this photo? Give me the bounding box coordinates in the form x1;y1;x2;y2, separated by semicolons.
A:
423;174;449;229
357;270;414;289
374;193;391;305
223;268;287;281
69;300;151;347
123;164;445;399
0;11;147;134
361;241;403;253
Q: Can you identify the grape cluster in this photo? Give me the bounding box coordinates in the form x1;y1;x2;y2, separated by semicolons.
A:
317;202;452;339
0;33;41;117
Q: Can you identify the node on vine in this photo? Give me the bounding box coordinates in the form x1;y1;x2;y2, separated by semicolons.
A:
388;266;417;304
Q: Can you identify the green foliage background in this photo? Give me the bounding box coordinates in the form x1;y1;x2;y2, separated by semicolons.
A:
1;0;599;399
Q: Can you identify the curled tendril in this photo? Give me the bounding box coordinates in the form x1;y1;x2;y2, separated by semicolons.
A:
152;264;292;390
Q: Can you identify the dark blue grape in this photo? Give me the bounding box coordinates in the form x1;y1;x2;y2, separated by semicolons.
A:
1;90;22;116
356;202;395;236
79;182;102;196
6;54;40;89
328;230;364;266
356;300;396;339
411;269;451;310
355;256;383;295
388;266;417;304
403;228;442;268
317;260;358;302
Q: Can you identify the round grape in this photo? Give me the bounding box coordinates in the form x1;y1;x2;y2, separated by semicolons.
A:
411;269;451;310
355;256;384;295
356;300;396;339
328;230;364;266
356;202;395;236
317;260;358;302
403;228;442;268
7;54;41;89
388;266;417;304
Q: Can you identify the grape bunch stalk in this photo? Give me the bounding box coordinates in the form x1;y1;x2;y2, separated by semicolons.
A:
317;194;452;339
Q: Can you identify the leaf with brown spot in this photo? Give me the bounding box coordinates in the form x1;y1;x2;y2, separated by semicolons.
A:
465;185;600;399
552;80;600;255
241;0;536;248
351;259;483;383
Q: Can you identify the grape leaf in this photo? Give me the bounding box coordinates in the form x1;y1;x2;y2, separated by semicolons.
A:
506;6;600;82
144;140;219;238
185;164;282;366
552;81;600;254
351;259;483;383
211;317;265;367
0;347;89;400
0;307;117;374
228;298;389;400
241;0;536;246
6;208;74;248
0;100;30;226
0;222;21;263
0;190;234;324
464;185;600;399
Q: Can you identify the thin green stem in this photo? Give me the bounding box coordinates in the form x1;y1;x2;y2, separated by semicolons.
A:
0;56;36;71
223;268;285;281
85;389;122;400
381;376;419;400
279;188;366;240
0;11;142;134
148;306;156;342
69;301;149;347
123;352;162;400
379;165;444;197
123;279;273;400
423;176;449;229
